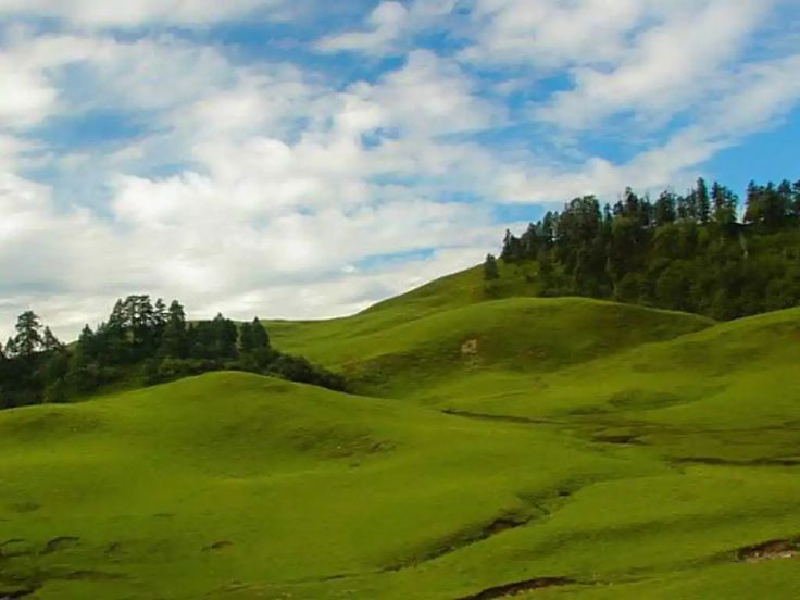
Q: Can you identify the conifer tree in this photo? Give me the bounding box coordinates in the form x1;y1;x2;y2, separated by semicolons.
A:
42;327;63;352
14;311;42;356
654;191;676;225
697;177;711;224
4;337;17;359
483;253;500;280
160;301;188;359
251;317;270;349
239;321;255;353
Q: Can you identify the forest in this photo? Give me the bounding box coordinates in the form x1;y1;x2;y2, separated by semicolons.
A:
0;296;345;409
491;177;800;319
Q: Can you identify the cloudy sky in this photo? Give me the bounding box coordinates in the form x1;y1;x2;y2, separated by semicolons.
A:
1;0;799;340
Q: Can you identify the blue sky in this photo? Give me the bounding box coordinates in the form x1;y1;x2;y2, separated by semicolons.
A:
0;0;799;338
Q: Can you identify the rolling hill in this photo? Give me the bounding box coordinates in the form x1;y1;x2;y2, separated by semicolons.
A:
2;266;800;599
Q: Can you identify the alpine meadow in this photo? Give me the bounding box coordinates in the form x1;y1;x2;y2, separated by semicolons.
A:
2;2;800;600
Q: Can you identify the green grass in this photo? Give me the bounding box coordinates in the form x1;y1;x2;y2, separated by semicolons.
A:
2;265;800;599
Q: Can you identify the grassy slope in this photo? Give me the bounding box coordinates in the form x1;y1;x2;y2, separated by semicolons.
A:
0;373;656;599
2;265;800;599
268;266;713;399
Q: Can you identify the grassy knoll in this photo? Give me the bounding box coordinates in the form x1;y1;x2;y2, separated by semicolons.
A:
2;267;799;599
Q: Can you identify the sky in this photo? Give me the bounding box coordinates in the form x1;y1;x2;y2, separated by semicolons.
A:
1;0;799;340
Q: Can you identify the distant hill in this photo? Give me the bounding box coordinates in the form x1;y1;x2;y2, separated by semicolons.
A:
270;289;712;397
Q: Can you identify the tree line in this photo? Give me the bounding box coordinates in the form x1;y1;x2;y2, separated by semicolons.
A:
488;177;800;319
0;296;345;410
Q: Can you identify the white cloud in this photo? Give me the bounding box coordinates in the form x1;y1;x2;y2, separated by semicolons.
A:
317;1;409;53
0;35;505;340
355;49;498;135
534;0;772;129
495;51;800;203
0;0;285;27
317;0;457;54
462;0;645;67
0;58;56;128
0;163;496;339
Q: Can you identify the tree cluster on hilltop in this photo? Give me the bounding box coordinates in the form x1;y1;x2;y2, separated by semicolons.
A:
490;177;800;319
0;296;345;410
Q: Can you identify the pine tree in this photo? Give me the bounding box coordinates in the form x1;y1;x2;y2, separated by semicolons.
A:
42;327;63;352
623;188;639;216
14;311;42;356
685;189;698;222
676;194;688;221
76;325;96;361
711;182;738;225
160;300;188;359
154;298;167;331
744;180;762;224
520;223;539;259
697;177;710;224
5;337;18;359
212;313;238;359
251;317;270;350
483;253;500;280
761;181;787;228
792;180;800;218
654;191;676;225
239;321;255;353
500;229;525;262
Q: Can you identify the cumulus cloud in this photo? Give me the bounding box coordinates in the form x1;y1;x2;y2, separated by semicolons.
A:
534;0;772;129
0;38;502;339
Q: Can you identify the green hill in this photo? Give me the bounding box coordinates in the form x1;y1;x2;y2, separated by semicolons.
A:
2;269;800;599
0;372;656;599
268;269;713;397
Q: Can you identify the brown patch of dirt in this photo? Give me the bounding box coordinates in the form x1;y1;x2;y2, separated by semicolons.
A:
105;541;123;555
461;339;479;355
592;434;644;445
42;536;80;554
8;502;40;514
738;538;799;563
385;514;533;571
483;518;523;537
455;576;575;599
203;540;234;552
59;571;125;581
441;409;555;425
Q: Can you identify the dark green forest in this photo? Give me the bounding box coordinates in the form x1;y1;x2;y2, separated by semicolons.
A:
492;177;800;319
0;296;345;410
